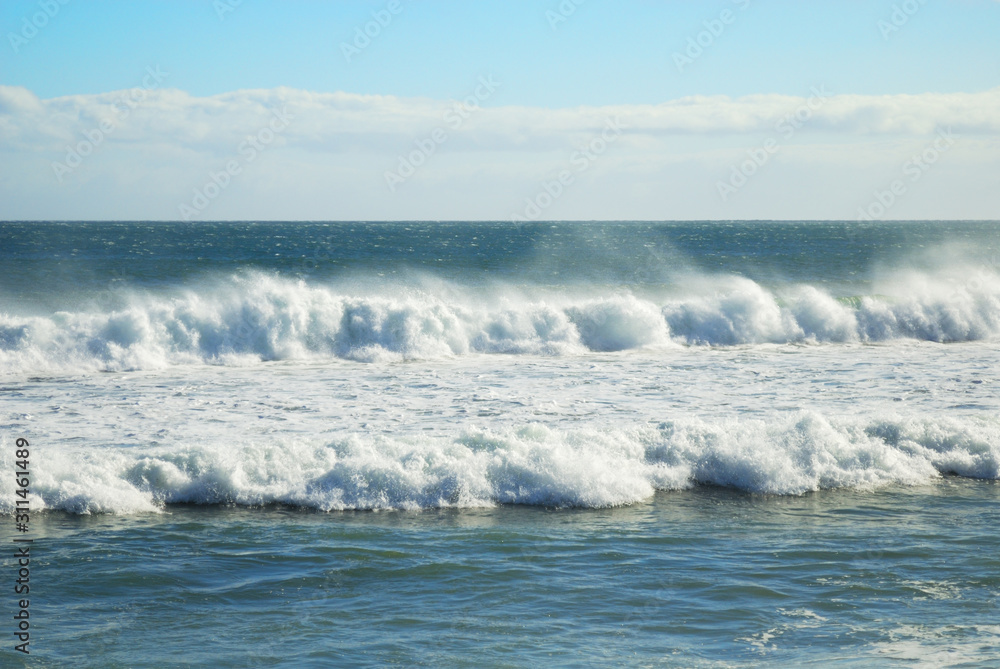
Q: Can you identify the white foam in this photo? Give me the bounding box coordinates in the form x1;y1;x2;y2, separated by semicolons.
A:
2;413;997;514
2;269;1000;374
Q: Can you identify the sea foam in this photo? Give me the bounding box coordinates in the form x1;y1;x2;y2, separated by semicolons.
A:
1;270;999;374
2;413;997;514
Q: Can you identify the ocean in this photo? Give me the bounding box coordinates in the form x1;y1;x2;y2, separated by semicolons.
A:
1;220;999;667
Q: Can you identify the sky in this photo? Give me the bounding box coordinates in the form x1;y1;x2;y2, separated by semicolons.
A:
1;0;998;221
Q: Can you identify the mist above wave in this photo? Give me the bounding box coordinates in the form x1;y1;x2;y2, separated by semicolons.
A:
1;268;999;373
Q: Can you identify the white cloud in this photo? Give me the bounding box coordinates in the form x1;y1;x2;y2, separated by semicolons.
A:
4;85;1000;151
1;85;998;220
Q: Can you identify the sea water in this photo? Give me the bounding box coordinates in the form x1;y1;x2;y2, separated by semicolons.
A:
1;221;999;667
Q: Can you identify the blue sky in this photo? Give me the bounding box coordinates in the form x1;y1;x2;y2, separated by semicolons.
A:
1;0;999;220
4;0;999;103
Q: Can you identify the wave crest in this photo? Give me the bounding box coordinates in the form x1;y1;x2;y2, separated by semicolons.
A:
2;413;997;514
2;271;999;373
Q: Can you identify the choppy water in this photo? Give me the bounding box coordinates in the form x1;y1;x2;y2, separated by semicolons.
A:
2;221;999;666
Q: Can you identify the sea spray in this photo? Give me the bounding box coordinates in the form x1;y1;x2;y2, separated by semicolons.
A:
2;413;998;514
3;269;1000;374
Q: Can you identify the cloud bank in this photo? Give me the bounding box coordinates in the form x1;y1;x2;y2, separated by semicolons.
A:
1;85;998;220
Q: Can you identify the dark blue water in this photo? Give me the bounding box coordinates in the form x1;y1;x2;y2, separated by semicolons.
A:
3;221;998;309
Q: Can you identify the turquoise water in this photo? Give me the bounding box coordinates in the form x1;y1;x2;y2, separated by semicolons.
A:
2;221;1000;666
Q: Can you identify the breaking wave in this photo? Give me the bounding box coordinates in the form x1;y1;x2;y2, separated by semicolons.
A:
2;413;998;514
2;270;999;373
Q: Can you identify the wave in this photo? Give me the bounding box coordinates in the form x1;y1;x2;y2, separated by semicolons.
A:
2;270;1000;373
2;413;998;514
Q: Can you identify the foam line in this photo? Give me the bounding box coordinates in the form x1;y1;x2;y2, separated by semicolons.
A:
2;413;997;514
